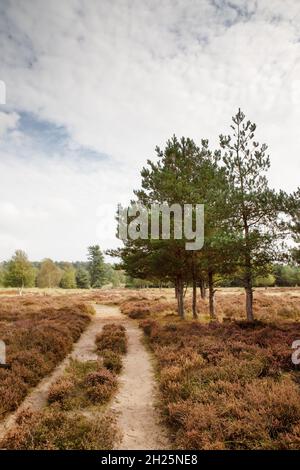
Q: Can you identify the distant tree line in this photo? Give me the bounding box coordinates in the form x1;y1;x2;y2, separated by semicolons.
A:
125;265;300;290
0;245;125;292
110;109;300;321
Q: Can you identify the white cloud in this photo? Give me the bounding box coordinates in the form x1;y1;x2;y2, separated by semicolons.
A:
0;0;299;260
0;111;19;137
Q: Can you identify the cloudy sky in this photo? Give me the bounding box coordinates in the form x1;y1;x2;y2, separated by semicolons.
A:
0;0;299;261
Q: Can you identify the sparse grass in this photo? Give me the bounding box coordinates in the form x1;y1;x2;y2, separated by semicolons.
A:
117;287;300;323
47;359;114;410
102;349;123;373
48;359;118;409
0;407;116;450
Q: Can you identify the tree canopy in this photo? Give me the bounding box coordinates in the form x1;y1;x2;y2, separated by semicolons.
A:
87;245;106;288
4;250;35;291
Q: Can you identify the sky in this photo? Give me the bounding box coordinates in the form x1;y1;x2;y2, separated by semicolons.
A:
0;0;299;262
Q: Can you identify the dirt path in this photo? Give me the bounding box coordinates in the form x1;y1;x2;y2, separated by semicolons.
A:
0;304;169;450
98;307;169;450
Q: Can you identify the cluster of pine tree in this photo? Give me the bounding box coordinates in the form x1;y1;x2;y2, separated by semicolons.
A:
111;110;299;321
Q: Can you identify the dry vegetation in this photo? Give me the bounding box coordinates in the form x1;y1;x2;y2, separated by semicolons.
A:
111;287;300;449
0;321;127;450
47;359;118;409
119;287;300;323
0;294;93;418
0;407;116;450
96;323;128;354
139;319;300;449
120;288;300;450
1;288;300;450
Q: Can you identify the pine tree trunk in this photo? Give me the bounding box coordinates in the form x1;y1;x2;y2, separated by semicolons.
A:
244;226;254;321
208;271;216;320
176;276;184;319
199;278;206;299
192;276;198;319
245;269;254;322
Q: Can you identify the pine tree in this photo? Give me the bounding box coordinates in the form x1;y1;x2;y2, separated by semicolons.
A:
220;109;288;321
87;245;105;288
114;136;226;318
291;188;300;264
76;268;91;289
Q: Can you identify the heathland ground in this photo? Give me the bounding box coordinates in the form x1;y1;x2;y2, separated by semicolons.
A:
0;286;299;449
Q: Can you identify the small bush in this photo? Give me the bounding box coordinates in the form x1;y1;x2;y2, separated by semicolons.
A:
96;323;127;354
139;319;157;336
85;369;117;404
47;360;117;409
102;323;126;332
84;368;116;387
102;349;123;374
48;378;74;405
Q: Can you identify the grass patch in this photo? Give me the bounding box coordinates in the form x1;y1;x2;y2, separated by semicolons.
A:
102;349;123;373
0;408;116;450
48;359;117;410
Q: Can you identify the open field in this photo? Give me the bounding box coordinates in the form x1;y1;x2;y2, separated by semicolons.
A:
0;287;300;450
118;287;300;322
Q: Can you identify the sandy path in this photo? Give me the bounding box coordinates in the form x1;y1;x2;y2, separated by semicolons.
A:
103;310;169;450
0;304;169;450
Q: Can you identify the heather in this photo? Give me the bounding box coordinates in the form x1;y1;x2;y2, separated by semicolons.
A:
140;318;300;449
0;295;92;417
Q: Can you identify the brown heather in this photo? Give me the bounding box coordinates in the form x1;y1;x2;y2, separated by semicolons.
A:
96;323;128;354
0;295;92;417
139;312;300;449
0;407;116;450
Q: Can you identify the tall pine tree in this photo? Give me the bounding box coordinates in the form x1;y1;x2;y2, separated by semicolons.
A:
87;245;105;288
